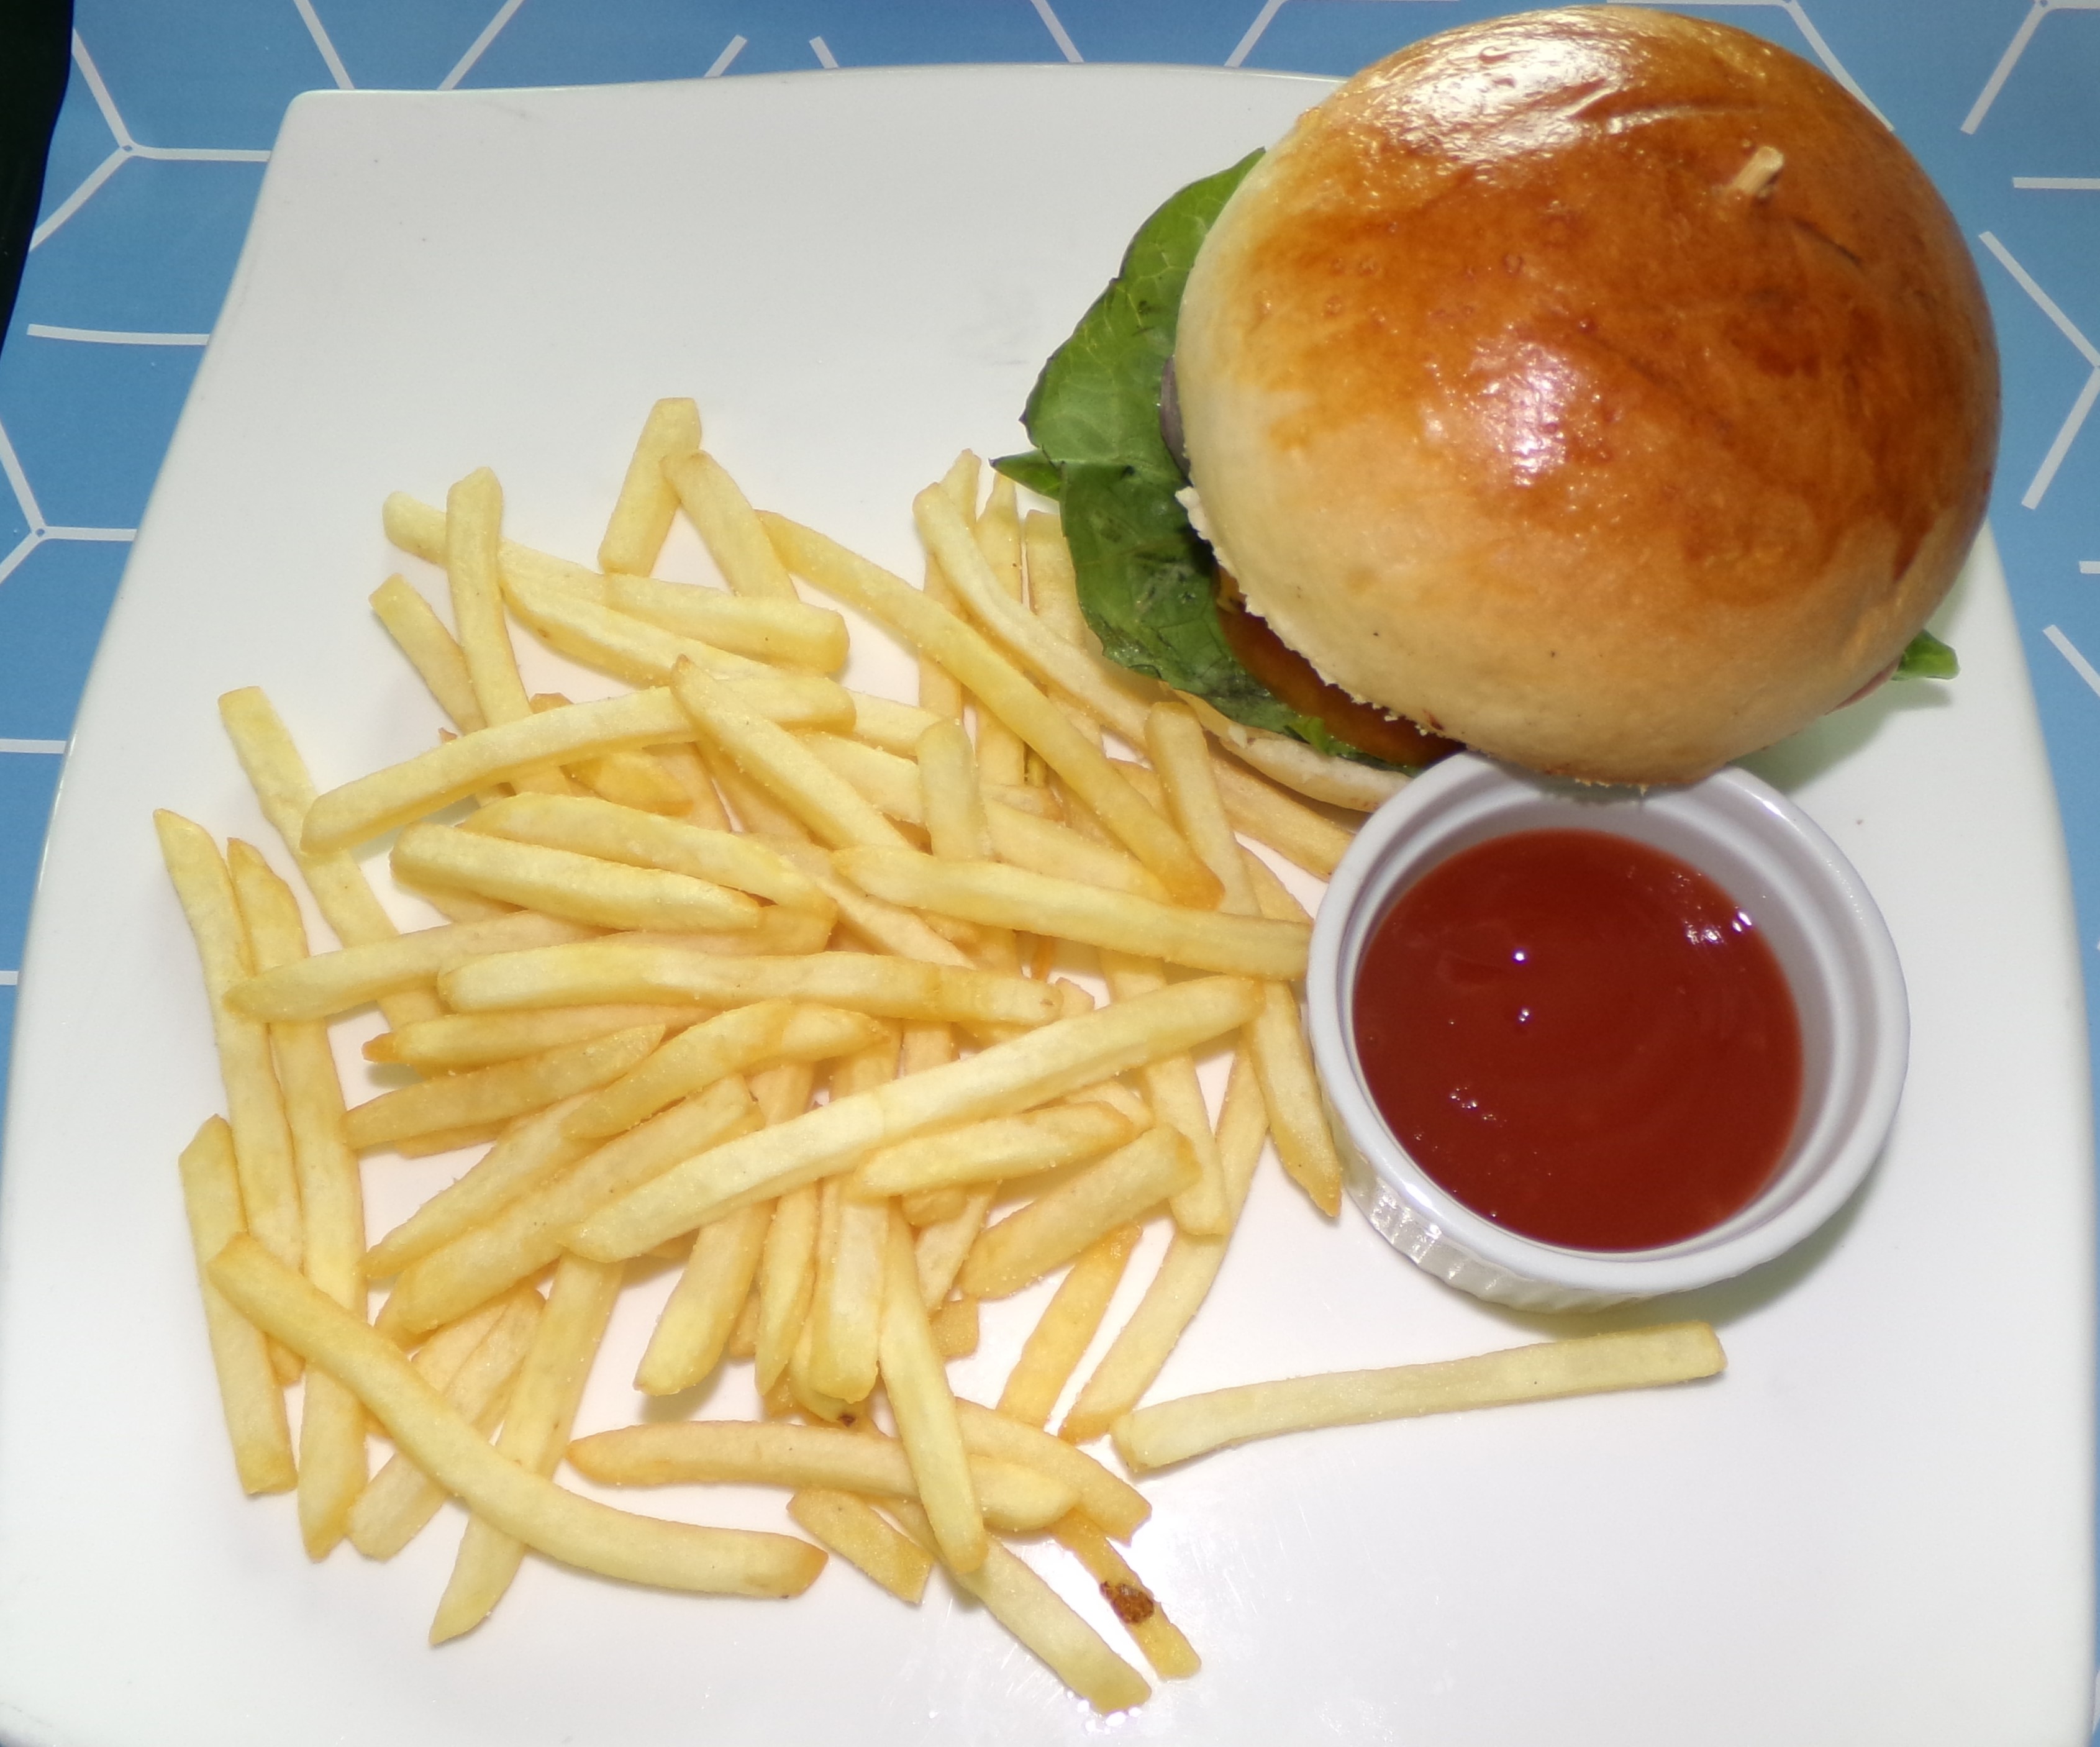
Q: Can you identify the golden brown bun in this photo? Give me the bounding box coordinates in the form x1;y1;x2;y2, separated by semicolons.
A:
1175;7;1998;785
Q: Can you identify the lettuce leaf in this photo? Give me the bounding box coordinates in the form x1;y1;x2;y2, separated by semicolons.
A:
1894;627;1958;680
994;152;1399;768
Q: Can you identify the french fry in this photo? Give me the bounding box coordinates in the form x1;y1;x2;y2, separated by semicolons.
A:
635;1199;771;1394
566;1001;880;1140
674;659;909;851
225;843;368;1554
369;576;486;732
530;692;693;815
365;1004;702;1073
835;847;1309;979
566;977;1261;1263
848;1103;1140;1199
1148;702;1343;1215
969;474;1029;790
650;740;735;831
466;792;836;915
599;396;701;576
996;1224;1141;1428
915;1188;996;1310
788;1489;931;1604
228;909;591;1023
439;943;1058;1030
566;1420;1072;1534
1114;1325;1730;1472
176;1117;295;1494
378;1074;759;1341
348;1285;545;1559
930;1294;980;1358
211;1237;825;1595
1052;1511;1200;1681
1100;949;1229;1237
953;1400;1149;1541
156;812;302;1278
1114;755;1354;882
1063;1053;1266;1445
432;1251;625;1643
606;571;847;671
393;823;763;935
887;1500;1148;1715
805;1035;899;1404
762;511;1221;907
343;1023;664;1153
502;566;852;729
303;689;699;851
957;1127;1197;1300
217;686;445;1030
364;1092;598;1277
768;838;973;970
1021;510;1088;651
662;449;800;598
446;468;540;735
848;689;945;758
757;1181;819;1395
880;1210;984;1572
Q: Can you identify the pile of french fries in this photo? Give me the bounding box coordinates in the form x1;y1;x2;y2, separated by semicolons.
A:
160;398;1725;1713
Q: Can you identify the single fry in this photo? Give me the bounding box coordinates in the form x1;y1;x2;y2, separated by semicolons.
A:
914;1188;996;1310
566;1001;880;1140
566;1420;1071;1535
226;843;368;1554
957;1127;1197;1300
440;943;1057;1030
348;1285;544;1559
788;1489;931;1604
343;1022;663;1153
1052;1511;1201;1681
446;467;541;737
997;1224;1141;1428
176;1117;295;1494
673;658;909;851
762;511;1220;907
635;1200;771;1395
1114;1325;1730;1472
229;909;591;1023
663;448;799;597
888;1501;1148;1715
806;1037;899;1404
835;847;1309;979
849;1103;1140;1199
599;396;702;576
757;1180;820;1395
880;1210;985;1572
211;1237;824;1595
365;1004;702;1073
504;566;852;729
1063;1053;1267;1445
432;1253;626;1642
304;689;699;851
468;792;835;915
930;1294;980;1358
156;811;302;1276
394;822;761;935
370;575;486;732
566;977;1261;1263
607;571;848;671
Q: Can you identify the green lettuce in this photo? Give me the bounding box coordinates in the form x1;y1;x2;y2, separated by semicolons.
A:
993;153;1396;768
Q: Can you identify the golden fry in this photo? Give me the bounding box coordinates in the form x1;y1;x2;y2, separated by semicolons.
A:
599;396;701;576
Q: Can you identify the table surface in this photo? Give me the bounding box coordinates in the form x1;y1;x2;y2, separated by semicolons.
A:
2;0;2096;1727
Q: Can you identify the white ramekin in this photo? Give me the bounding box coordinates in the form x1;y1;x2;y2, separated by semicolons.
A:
1306;753;1909;1312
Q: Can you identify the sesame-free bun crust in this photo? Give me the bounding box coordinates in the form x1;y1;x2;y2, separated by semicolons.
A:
1175;7;1997;784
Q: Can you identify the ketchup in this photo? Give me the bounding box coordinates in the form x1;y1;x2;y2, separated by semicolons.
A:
1353;829;1802;1251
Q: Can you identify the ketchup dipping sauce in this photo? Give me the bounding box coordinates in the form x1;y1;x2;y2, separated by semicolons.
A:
1353;830;1803;1252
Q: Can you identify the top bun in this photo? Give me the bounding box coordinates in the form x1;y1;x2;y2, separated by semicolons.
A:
1175;7;1997;784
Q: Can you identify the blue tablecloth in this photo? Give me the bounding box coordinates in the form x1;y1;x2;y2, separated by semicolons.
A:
4;0;2096;1702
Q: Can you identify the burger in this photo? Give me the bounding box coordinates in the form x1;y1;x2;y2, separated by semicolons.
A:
996;7;1997;797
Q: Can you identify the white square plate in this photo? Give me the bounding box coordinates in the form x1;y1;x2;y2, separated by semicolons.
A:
0;66;2089;1747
